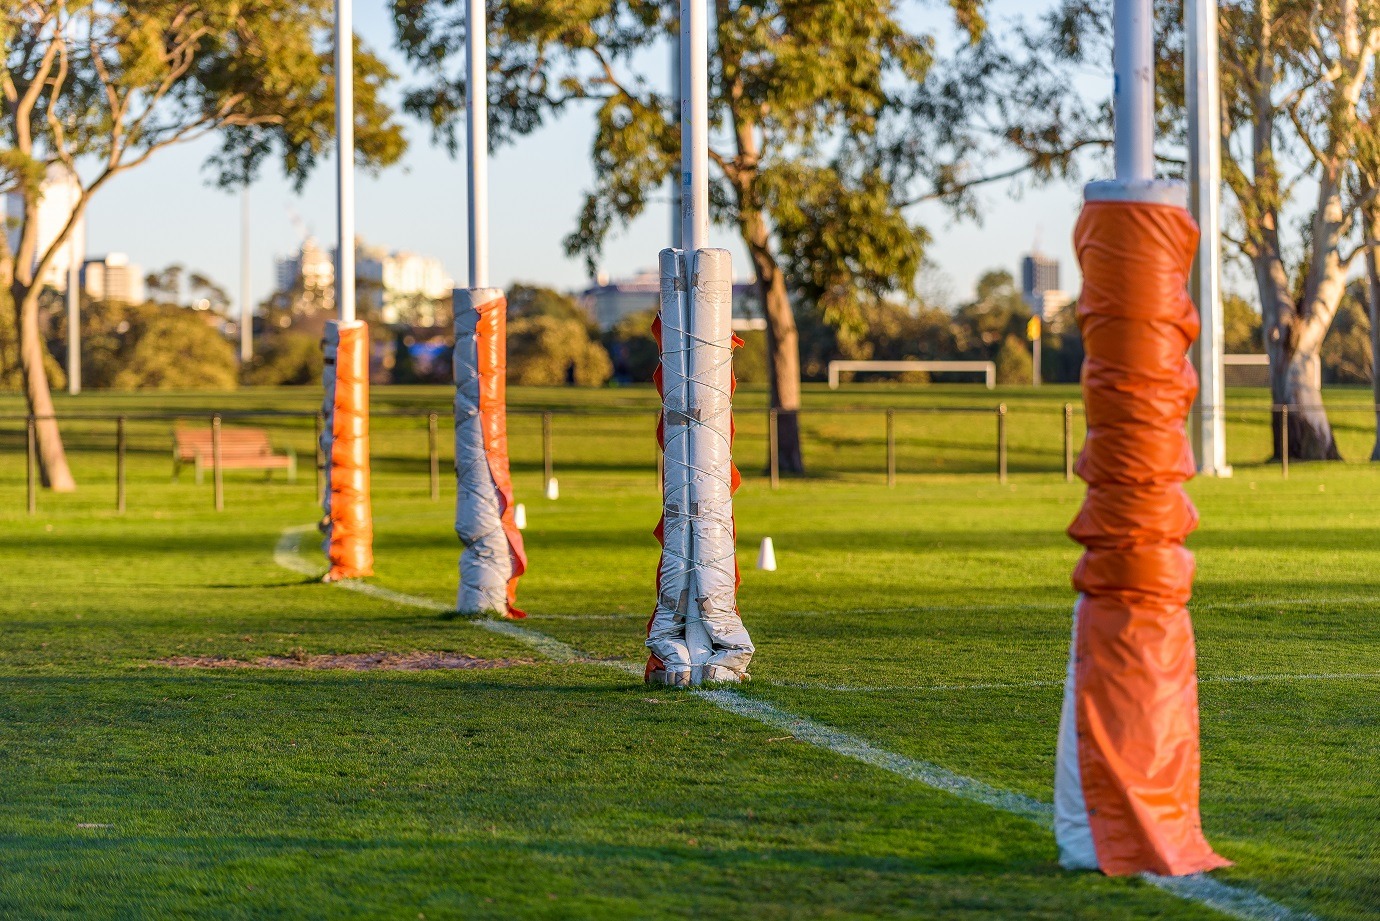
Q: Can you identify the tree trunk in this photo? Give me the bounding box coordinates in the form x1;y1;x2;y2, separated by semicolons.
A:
1271;344;1340;462
1365;207;1380;460
13;282;76;491
743;212;804;474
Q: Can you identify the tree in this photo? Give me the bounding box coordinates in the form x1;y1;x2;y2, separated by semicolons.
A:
391;0;988;474
145;264;185;304
958;1;1380;459
1223;293;1264;354
508;315;613;386
1;0;405;490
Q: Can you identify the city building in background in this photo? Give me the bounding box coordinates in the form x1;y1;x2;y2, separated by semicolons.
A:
356;243;454;326
274;236;336;314
273;237;452;325
1021;250;1072;322
5;163;85;292
580;269;764;330
82;253;146;304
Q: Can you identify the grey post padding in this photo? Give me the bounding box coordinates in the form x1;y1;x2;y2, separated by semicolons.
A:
318;321;339;555
648;248;754;684
453;287;512;615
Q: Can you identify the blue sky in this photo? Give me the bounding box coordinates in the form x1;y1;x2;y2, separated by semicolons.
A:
83;0;1090;311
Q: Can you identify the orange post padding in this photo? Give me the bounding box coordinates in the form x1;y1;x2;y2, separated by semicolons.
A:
475;295;527;615
1068;200;1229;876
326;321;374;581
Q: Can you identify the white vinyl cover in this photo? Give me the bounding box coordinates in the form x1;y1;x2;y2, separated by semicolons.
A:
453;287;513;614
318;321;339;555
648;248;754;684
1054;597;1099;869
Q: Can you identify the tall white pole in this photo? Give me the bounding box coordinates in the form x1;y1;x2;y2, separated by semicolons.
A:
1188;0;1229;475
240;187;252;362
466;0;489;289
1113;0;1155;181
66;237;79;395
335;0;356;323
681;0;709;252
670;13;683;250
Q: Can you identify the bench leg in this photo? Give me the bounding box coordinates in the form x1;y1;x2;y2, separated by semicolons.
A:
195;457;204;486
287;453;298;485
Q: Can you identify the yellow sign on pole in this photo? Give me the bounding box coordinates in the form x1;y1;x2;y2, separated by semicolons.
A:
1027;316;1042;341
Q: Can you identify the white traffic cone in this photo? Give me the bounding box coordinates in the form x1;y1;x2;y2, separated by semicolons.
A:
544;477;559;500
756;537;777;572
514;503;527;530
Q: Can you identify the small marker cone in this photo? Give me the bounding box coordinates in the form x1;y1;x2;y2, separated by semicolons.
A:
756;537;777;572
514;503;527;530
544;477;559;500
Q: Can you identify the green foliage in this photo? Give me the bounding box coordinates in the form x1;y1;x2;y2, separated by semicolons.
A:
734;329;769;385
0;286;64;392
1322;295;1371;385
995;334;1033;385
602;308;659;383
244;332;323;387
508;316;612;387
117;307;239;391
1224;294;1263;354
508;284;594;328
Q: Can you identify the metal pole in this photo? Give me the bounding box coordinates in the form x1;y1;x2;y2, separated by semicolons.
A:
240;186;253;363
335;0;356;322
1113;0;1155;181
428;412;440;501
1281;404;1289;480
670;6;683;250
116;415;126;514
67;239;80;395
886;409;896;487
1187;0;1228;476
542;411;553;491
212;414;224;511
26;415;36;516
1063;403;1074;482
1032;335;1042;387
768;408;780;490
681;0;709;251
466;0;489;288
997;404;1008;485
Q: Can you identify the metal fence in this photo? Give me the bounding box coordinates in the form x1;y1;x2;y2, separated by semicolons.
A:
5;402;1379;515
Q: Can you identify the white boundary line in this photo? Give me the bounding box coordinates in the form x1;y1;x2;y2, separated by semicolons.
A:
273;527;1317;921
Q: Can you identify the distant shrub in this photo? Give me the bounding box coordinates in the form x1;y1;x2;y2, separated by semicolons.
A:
111;307;238;390
244;332;322;386
509;316;612;386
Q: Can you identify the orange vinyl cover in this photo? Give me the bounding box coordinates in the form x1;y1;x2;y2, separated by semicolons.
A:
1068;200;1229;876
474;295;527;617
327;321;374;581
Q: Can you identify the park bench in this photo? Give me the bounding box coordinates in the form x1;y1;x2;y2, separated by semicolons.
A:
173;425;297;484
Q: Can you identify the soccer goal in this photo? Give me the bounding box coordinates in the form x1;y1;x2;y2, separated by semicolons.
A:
826;360;997;390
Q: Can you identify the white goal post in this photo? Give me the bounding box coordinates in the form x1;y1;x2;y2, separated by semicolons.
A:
827;360;997;390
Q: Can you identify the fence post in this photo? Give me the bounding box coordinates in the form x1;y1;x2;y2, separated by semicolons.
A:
427;412;440;501
886;409;897;487
768;408;780;490
1063;403;1074;482
314;411;324;498
542;411;554;493
997;403;1008;485
211;413;224;512
1281;404;1289;480
26;414;36;516
116;416;127;514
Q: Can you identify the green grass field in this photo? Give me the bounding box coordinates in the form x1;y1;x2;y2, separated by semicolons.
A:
0;384;1375;919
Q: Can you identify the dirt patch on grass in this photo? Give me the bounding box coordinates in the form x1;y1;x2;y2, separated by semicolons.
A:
155;651;536;671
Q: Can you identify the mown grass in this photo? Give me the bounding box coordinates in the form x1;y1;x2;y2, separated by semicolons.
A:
0;383;1375;919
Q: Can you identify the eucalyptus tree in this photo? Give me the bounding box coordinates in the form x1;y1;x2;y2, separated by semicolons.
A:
944;0;1380;460
392;0;989;473
2;0;405;490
